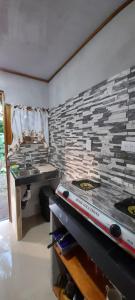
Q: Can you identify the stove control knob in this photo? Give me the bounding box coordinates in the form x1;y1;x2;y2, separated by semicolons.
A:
63;190;69;198
110;224;121;238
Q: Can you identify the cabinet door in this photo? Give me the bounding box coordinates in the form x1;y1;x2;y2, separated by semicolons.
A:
10;173;22;240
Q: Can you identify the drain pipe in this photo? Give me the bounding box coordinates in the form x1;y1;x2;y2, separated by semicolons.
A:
21;184;31;209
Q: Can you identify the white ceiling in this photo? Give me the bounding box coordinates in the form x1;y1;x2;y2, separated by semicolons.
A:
0;0;126;80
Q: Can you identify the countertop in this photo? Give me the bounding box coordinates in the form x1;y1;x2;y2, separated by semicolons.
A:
10;163;59;186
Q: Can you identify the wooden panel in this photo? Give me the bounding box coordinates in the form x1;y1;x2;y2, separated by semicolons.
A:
10;173;22;240
54;245;105;300
0;92;11;220
0;68;49;83
4;104;12;145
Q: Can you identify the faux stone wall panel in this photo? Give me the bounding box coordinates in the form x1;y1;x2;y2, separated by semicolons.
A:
10;143;48;165
49;67;135;194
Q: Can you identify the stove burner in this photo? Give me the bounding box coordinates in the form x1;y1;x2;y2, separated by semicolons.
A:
115;197;135;219
72;179;100;191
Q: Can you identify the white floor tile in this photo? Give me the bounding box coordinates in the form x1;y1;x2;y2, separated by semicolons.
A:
0;220;55;300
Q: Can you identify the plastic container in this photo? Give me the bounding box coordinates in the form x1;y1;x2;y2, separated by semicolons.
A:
39;185;54;221
53;228;77;255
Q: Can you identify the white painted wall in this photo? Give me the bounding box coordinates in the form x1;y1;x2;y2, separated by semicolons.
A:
49;1;135;108
0;71;49;107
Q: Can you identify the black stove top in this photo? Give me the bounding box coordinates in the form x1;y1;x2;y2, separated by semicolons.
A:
115;197;135;219
72;179;100;191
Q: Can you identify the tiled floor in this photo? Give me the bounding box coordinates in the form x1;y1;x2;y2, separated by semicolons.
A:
0;220;56;300
0;174;8;221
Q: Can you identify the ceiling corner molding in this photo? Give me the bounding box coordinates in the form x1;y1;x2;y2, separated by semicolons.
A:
0;68;49;83
48;0;134;82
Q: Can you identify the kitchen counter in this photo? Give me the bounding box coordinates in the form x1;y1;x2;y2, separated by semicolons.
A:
10;163;59;241
10;163;59;186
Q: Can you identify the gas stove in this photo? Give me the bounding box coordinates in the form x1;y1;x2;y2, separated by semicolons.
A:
56;179;135;257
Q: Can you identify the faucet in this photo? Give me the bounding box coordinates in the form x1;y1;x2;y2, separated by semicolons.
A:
29;154;33;165
23;154;27;169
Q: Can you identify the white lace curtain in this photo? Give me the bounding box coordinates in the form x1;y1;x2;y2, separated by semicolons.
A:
9;105;49;154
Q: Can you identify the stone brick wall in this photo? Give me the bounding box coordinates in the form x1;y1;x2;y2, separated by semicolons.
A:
10;143;48;165
49;67;135;195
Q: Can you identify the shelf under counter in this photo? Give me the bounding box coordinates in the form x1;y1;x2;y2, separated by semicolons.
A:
53;244;106;300
50;196;135;300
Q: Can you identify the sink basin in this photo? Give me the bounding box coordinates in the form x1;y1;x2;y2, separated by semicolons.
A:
12;166;40;178
19;169;40;177
11;162;57;179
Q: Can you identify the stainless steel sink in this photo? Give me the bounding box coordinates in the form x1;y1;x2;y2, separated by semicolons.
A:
12;166;40;178
19;168;40;177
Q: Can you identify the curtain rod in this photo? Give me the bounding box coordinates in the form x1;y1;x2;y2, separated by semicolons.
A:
13;104;49;112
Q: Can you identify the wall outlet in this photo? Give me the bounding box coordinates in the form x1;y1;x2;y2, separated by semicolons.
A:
86;139;91;151
121;141;135;153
